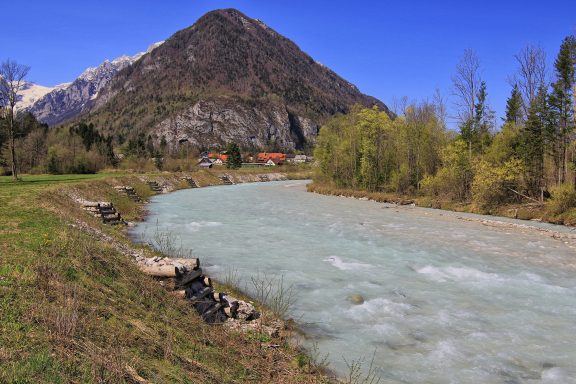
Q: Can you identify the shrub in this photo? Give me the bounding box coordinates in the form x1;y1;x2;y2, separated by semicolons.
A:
547;183;576;215
471;158;524;211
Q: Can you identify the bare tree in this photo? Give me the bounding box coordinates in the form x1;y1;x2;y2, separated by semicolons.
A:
0;59;30;180
513;44;547;117
452;49;481;125
391;95;409;116
432;87;447;129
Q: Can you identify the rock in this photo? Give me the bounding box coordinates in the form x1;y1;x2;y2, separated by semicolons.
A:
225;318;281;338
155;98;319;152
235;300;260;321
348;294;365;305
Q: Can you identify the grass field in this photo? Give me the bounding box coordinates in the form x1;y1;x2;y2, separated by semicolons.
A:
0;172;326;384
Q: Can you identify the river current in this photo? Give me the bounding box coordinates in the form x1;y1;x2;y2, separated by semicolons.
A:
131;180;576;383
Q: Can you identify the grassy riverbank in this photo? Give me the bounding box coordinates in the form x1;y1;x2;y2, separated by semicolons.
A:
307;181;576;227
0;170;328;383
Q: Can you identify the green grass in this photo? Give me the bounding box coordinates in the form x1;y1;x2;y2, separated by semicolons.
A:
0;172;329;384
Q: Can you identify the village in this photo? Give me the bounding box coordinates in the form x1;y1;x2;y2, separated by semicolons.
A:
197;151;313;168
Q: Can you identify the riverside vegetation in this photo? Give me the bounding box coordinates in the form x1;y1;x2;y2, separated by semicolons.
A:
312;36;576;224
0;170;344;383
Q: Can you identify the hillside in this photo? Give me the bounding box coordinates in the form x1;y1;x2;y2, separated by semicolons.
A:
0;173;329;383
84;8;390;151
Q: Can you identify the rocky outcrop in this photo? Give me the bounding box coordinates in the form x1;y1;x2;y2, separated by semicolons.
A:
156;97;318;150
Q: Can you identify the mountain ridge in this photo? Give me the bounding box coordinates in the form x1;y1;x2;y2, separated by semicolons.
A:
27;8;390;152
25;41;164;126
84;8;390;151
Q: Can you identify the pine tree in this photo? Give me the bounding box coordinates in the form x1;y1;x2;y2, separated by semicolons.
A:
520;86;548;196
548;36;576;184
225;143;242;169
505;84;523;124
473;81;495;151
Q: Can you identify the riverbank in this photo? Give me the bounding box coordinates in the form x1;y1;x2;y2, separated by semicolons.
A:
0;170;332;383
307;181;576;229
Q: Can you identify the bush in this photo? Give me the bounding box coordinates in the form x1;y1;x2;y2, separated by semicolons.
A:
547;183;576;215
471;158;524;211
420;139;473;201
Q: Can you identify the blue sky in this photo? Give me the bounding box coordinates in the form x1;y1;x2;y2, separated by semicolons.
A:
2;0;575;126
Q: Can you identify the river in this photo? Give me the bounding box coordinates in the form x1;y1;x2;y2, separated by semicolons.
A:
131;180;576;383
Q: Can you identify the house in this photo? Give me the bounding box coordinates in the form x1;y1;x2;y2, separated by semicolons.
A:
257;152;286;165
294;154;308;163
198;157;213;168
208;153;229;163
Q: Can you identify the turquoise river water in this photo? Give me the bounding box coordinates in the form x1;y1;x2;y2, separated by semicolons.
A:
131;180;576;383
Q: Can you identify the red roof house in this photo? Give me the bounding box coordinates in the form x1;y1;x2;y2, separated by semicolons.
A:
257;152;286;165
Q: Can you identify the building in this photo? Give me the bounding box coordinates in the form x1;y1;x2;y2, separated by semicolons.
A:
257;152;286;165
198;157;213;168
294;154;308;163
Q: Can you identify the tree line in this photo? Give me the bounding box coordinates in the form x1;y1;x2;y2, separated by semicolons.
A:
314;35;576;212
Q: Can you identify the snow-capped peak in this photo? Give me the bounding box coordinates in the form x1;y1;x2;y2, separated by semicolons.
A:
15;82;55;111
77;41;164;82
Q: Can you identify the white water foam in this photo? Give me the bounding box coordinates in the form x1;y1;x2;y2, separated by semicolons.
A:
185;221;223;232
324;255;372;271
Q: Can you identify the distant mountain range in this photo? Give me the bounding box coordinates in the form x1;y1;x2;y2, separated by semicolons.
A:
20;42;163;126
20;9;390;151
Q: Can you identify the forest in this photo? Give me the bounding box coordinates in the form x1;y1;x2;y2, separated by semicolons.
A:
314;35;576;215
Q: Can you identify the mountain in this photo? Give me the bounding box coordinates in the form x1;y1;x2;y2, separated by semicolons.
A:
80;8;390;151
26;42;163;126
15;82;69;112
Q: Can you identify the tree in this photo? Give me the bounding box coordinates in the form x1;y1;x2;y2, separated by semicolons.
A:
452;50;482;155
473;81;495;150
520;86;548;196
505;84;523;124
225;143;242;169
548;36;576;184
513;45;547;117
0;59;30;180
452;50;481;123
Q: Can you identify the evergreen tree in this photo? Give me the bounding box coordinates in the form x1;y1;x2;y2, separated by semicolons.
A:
505;84;523;124
160;136;168;155
225;143;242;169
146;135;155;157
520;86;548;196
473;81;495;151
548;36;576;184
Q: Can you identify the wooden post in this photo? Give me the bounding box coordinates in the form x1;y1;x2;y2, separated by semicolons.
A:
139;265;178;277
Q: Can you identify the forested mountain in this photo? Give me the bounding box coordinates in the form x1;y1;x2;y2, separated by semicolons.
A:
82;8;389;151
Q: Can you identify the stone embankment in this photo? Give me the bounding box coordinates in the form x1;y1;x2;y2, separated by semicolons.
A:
69;173;292;336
